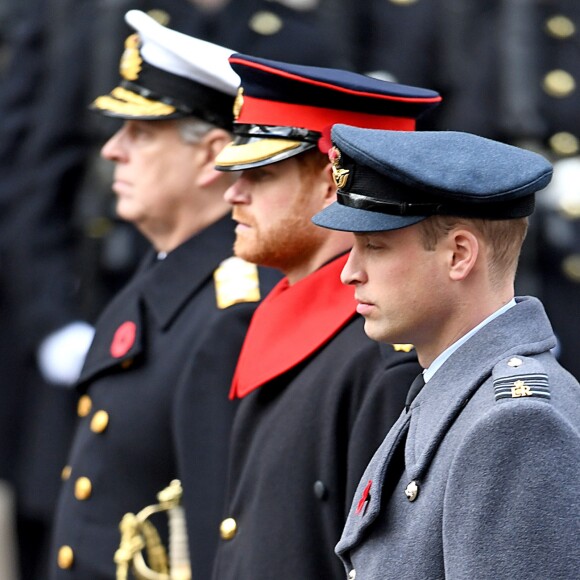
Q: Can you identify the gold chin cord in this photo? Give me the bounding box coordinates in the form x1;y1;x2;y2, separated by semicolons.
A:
115;479;192;580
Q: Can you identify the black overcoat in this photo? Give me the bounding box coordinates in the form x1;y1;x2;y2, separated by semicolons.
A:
48;216;279;579
212;310;420;579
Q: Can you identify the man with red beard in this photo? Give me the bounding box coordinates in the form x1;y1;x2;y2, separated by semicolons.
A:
211;54;441;579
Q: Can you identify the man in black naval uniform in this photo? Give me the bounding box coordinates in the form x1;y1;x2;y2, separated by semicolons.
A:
313;126;580;579
211;55;441;579
48;11;278;579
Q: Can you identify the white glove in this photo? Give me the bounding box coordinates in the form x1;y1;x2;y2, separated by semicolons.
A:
37;322;95;386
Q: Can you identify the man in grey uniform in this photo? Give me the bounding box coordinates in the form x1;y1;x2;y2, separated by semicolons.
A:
313;125;580;579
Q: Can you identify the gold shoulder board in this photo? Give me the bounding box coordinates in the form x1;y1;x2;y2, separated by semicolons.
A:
391;344;415;352
214;257;261;309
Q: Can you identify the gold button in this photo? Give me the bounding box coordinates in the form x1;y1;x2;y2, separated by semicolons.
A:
543;69;576;98
549;132;579;156
404;480;419;502
390;0;418;4
57;545;74;569
220;517;237;540
74;477;92;501
90;410;110;434
121;358;133;369
77;395;92;418
545;15;576;39
562;254;580;283
507;357;523;368
147;9;170;26
86;216;112;238
559;195;580;219
61;465;72;481
249;11;283;35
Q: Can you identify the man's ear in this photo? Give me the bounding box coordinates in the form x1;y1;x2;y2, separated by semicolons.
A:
195;128;233;188
447;228;480;281
321;162;338;208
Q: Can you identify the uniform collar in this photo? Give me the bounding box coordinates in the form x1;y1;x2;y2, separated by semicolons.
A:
77;216;236;384
405;296;555;480
141;215;235;330
424;299;517;383
230;253;357;399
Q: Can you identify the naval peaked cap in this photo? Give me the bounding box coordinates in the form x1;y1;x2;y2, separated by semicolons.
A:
90;10;239;127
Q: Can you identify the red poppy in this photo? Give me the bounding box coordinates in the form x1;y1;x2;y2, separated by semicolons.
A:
356;480;372;515
110;321;137;358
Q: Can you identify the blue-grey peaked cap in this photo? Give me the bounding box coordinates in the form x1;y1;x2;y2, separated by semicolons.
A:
312;125;554;232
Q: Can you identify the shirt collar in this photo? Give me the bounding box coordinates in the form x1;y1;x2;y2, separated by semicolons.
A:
424;298;516;383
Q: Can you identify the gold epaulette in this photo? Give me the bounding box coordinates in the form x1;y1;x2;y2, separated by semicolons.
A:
391;344;415;352
214;257;261;309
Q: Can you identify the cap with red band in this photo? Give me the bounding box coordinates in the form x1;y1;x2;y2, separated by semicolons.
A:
215;53;442;171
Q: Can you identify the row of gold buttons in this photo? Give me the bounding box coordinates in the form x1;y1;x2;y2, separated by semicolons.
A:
544;14;578;156
57;395;110;569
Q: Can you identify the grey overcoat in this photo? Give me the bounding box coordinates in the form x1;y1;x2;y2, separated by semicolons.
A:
337;296;580;580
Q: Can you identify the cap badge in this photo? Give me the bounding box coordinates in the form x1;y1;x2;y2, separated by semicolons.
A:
120;33;143;81
110;321;137;358
233;87;244;121
329;146;350;189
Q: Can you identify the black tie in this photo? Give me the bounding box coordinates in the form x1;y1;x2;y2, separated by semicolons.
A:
405;372;425;412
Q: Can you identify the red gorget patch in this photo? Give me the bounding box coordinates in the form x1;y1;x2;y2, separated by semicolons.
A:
230;254;357;399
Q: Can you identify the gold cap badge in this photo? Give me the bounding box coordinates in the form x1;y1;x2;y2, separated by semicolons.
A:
233;87;244;120
329;146;350;189
120;34;143;81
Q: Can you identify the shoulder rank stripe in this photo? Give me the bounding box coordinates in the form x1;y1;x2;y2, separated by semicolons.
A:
493;373;550;401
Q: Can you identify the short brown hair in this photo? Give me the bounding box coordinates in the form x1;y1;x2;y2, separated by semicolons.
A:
417;216;528;287
295;148;330;177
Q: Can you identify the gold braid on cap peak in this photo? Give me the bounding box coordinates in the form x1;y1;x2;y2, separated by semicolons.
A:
93;86;176;117
120;33;143;81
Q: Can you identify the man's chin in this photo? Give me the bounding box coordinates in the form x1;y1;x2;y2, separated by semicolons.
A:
233;241;259;265
114;204;131;222
363;321;390;344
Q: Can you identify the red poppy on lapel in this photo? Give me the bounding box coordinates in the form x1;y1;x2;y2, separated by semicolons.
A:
356;480;372;515
110;321;137;358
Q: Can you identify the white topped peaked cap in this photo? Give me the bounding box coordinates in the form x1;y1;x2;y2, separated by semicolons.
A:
91;10;240;126
125;10;239;96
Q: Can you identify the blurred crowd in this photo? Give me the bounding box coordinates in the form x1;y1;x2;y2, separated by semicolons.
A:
0;1;578;578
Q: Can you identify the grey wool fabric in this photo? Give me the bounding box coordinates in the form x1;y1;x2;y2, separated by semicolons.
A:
337;296;580;579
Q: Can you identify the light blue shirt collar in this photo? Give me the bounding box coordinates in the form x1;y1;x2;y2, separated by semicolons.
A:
423;299;516;383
